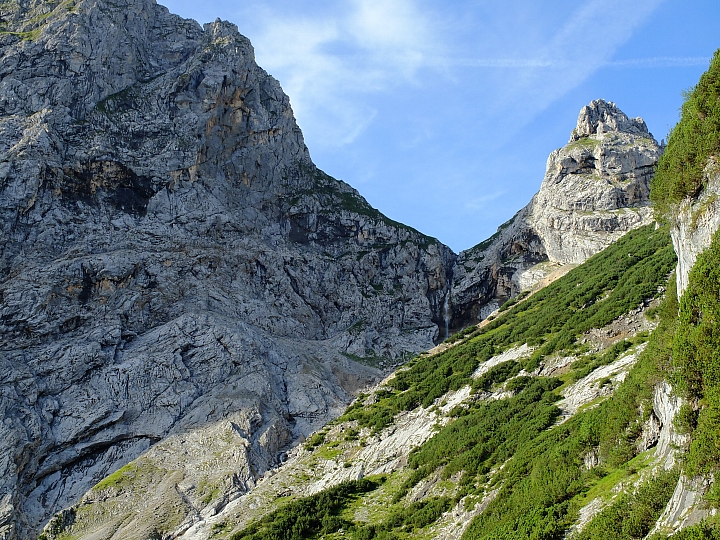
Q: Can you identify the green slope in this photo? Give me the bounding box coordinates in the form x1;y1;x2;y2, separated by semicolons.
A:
651;50;720;217
221;223;677;540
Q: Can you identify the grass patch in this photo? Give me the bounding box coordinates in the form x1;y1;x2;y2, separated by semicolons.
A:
92;461;142;492
0;28;41;40
574;449;655;508
228;479;383;540
567;136;602;152
574;468;680;540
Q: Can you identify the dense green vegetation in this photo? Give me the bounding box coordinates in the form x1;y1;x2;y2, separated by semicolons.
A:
339;224;675;433
660;521;720;540
670;230;720;504
229;479;381;540
460;285;678;539
404;378;562;497
651;50;720;216
638;49;720;538
353;497;453;538
228;477;454;540
574;468;679;540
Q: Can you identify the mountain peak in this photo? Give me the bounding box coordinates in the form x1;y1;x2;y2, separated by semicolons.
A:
571;99;650;142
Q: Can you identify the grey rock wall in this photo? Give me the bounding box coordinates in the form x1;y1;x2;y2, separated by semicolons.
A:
0;1;454;537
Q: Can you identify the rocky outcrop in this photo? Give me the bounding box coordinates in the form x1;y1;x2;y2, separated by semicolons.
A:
450;100;659;326
648;382;708;537
0;0;455;537
670;159;720;296
649;163;720;536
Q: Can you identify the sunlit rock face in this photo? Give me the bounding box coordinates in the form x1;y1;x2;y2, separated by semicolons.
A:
0;0;455;536
450;99;659;326
669;160;720;296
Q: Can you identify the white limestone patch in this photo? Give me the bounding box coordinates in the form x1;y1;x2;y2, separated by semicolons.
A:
440;386;472;414
557;343;647;420
538;355;576;377
472;344;533;379
650;476;715;536
308;405;443;494
430;488;500;540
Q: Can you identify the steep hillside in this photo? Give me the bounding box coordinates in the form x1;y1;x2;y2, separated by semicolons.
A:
0;0;456;537
48;223;680;539
2;0;712;537
450;100;659;327
51;49;720;537
642;49;720;538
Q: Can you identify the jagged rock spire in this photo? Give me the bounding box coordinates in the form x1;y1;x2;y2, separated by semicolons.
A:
571;99;650;141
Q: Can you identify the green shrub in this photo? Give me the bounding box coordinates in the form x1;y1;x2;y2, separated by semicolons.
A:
671;231;720;503
460;286;678;540
660;521;720;539
303;430;326;450
230;479;382;540
651;50;720;217
574;468;679;540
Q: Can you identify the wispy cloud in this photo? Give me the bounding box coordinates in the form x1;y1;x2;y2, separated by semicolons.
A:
431;58;555;68
234;0;668;150
429;56;709;69
605;56;711;68
465;191;506;211
478;0;668;119
238;0;439;148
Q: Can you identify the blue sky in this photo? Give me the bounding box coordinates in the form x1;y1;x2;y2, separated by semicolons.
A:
162;0;719;252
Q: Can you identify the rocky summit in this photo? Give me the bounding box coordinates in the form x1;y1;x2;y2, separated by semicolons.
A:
0;0;666;538
450;99;660;326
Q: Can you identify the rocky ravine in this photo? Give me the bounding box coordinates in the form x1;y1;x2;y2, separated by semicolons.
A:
0;0;457;537
450;100;660;327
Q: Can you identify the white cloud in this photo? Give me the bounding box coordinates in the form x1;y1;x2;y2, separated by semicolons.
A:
207;0;669;155
465;191;506;211
605;56;711;68
242;0;439;148
434;58;555;68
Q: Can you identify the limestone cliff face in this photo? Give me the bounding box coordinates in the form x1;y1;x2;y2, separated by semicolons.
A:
450;100;659;326
670;159;720;296
0;1;454;537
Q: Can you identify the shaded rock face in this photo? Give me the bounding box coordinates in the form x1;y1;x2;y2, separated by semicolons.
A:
450;100;659;327
0;0;454;537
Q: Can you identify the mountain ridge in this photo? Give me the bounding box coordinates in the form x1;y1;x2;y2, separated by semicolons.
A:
0;0;696;538
449;99;659;327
